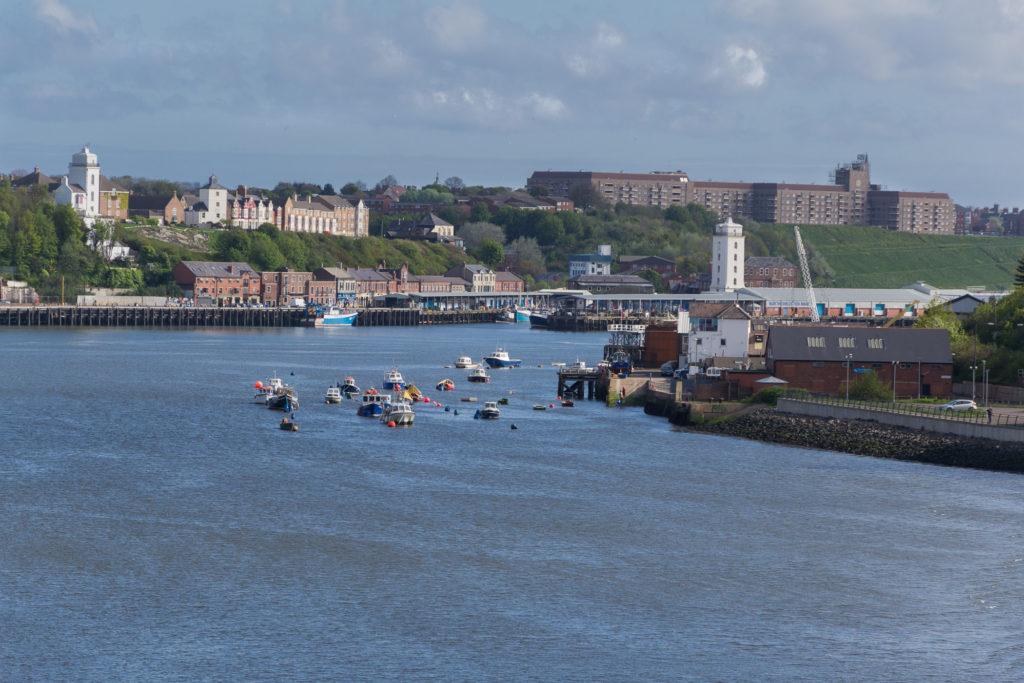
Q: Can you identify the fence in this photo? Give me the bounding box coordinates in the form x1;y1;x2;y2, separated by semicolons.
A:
778;389;1024;429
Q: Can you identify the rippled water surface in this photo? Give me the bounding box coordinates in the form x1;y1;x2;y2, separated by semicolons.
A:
3;324;1024;680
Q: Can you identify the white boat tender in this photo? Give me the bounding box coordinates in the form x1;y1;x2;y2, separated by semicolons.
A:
381;398;415;426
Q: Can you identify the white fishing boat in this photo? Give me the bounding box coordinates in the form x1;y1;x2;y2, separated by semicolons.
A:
325;386;343;404
467;367;490;383
480;401;500;419
454;355;479;369
253;375;285;404
381;397;415;426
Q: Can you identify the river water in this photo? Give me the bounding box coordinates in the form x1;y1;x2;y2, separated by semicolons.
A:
3;323;1024;680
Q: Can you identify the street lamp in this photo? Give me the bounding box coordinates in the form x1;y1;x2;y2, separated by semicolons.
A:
892;360;897;403
845;353;853;400
982;359;988;407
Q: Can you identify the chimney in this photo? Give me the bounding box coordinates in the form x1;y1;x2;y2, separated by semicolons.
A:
237;185;247;196
34;166;39;173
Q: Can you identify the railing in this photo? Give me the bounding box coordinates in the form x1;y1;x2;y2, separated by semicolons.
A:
778;389;1024;428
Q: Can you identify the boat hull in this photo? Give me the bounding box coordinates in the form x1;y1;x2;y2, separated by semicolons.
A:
484;358;521;368
319;312;357;326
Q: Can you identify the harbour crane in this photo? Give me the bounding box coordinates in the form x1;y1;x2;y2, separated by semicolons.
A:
794;225;820;322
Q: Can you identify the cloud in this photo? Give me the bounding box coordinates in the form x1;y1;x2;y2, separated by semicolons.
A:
413;86;566;128
564;21;625;79
370;38;413;76
34;0;97;36
424;1;490;53
709;44;766;90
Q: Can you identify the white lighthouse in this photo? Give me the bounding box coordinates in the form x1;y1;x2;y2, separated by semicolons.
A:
68;146;101;218
710;216;745;292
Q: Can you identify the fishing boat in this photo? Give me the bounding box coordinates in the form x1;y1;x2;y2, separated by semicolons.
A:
529;309;551;328
480;401;500;419
357;389;391;417
383;368;405;391
339;376;360;396
317;305;358;326
380;398;415;426
436;378;455;391
514;307;531;323
324;386;343;404
454;355;478;369
484;347;522;368
267;387;299;411
467;367;490;383
279;415;298;431
253;375;285;404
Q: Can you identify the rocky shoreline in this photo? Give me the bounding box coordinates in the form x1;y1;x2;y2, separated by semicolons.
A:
684;407;1024;474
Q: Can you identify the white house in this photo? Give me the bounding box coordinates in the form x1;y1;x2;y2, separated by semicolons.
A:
569;244;612;278
687;302;752;367
710;217;744;292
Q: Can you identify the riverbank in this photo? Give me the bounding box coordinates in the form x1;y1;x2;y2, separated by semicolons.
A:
685;407;1024;474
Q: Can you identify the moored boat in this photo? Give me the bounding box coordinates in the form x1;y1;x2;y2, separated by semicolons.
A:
514;307;531;323
279;416;298;431
467;367;490;383
383;368;405;391
454;355;478;369
436;378;455;391
339;376;360;396
484;347;522;368
267;387;299;411
253;375;285;404
325;386;343;404
380;398;415;426
357;389;391;417
480;401;500;419
317;305;358;326
529;309;550;328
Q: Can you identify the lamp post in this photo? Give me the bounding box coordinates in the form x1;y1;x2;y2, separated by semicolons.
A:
892;360;897;403
845;353;853;400
982;359;988;407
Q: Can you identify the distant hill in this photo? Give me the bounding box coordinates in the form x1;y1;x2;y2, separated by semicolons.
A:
791;225;1023;290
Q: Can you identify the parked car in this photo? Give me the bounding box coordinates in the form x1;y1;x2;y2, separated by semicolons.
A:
939;399;978;411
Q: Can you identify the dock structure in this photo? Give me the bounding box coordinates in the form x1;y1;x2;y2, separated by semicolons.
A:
0;305;503;328
557;366;603;400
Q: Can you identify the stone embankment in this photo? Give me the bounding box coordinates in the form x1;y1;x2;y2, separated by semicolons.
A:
685;407;1024;474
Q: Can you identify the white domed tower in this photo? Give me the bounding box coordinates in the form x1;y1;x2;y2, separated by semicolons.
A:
710;216;744;292
68;146;100;218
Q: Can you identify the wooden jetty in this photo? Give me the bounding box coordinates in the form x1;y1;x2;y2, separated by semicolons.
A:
557;366;604;400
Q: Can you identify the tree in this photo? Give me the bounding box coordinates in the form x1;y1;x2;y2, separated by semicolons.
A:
341;182;364;195
568;181;605;209
373;175;399;194
444;176;465;192
847;372;892;401
1014;249;1024;288
475;238;504;267
457;221;505;249
469;202;491;222
528;184;549;197
322;183;336;196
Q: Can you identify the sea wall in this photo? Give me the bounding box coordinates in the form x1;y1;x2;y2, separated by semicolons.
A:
685;407;1024;474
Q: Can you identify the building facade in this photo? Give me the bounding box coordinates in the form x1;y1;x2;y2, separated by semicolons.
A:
527;156;955;233
744;257;797;288
710;217;744;292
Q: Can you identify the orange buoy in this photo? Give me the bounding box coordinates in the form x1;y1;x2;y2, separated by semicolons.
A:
549;403;554;408
387;420;396;428
255;381;263;389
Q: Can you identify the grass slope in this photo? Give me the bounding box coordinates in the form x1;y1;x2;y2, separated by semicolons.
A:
798;225;1024;290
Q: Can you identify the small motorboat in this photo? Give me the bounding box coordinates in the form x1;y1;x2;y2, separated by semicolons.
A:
561;398;575;407
532;404;547;411
267;387;299;411
380;398;415;426
480;401;500;419
484;347;522;368
325;386;343;404
339;376;360;396
467;367;490;383
460;397;478;403
357;389;391;417
497;397;510;405
454;355;479;369
279;416;298;431
436;378;455;391
383;367;404;391
253;375;285;404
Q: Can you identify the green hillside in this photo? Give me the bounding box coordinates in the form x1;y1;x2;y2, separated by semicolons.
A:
749;223;1024;291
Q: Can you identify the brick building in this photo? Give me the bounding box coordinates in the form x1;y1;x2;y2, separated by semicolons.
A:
527;155;955;233
172;261;260;305
744;257;797;288
766;325;953;398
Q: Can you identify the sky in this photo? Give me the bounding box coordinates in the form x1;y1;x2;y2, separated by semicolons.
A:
2;0;1023;206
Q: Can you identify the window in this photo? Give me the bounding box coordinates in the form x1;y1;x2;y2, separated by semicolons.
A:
720;339;727;346
867;338;884;349
812;361;824;367
838;337;855;348
806;336;825;348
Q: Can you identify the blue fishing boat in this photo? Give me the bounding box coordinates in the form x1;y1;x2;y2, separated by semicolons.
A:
320;306;358;326
357;389;391;417
484;347;522;368
383;368;405;391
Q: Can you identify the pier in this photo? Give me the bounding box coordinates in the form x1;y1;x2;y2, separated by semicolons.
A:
557;366;603;400
0;305;504;328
